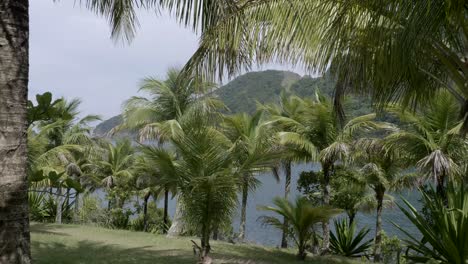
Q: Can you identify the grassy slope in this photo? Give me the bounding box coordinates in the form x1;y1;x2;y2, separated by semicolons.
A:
31;223;362;264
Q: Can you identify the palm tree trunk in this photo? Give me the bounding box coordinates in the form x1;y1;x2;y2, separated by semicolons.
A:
143;192;150;232
167;195;184;237
163;188;169;234
436;173;446;198
281;160;291;248
56;185;63;224
374;188;385;262
321;163;332;252
0;1;31;263
238;177;249;241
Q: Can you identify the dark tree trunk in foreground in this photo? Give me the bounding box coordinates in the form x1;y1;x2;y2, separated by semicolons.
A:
143;192;150;232
321;163;332;253
163;189;169;234
0;1;31;263
238;177;249;240
281;160;291;248
373;187;385;262
436;173;446;199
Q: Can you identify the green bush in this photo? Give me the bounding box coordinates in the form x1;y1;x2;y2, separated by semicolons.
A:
77;195;106;224
105;208;132;229
329;218;373;257
396;185;468;264
29;192;51;221
381;232;405;264
130;202;171;234
29;191;73;222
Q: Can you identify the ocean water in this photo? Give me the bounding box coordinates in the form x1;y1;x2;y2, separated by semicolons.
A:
96;162;422;246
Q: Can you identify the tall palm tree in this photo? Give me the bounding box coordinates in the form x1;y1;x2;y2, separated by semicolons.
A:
259;92;306;248
119;68;222;236
270;93;384;251
221;111;280;241
94;139;135;210
352;138;418;262
144;104;237;261
259;197;341;260
386;91;467;197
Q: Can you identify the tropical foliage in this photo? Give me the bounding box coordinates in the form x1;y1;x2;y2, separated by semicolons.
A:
259;197;341;260
397;185;468;264
329;218;373;258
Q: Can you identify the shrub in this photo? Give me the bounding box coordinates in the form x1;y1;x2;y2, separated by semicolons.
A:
105;208;132;229
330;218;373;257
77;195;106;224
381;232;405;264
29;192;50;221
130;202;170;234
396;184;468;264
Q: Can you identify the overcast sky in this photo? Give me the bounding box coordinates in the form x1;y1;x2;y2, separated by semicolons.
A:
30;1;305;120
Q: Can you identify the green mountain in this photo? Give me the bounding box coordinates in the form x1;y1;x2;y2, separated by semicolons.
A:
94;70;362;136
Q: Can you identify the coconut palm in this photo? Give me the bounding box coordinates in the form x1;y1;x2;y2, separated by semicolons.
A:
386;91;468;197
221;111;281;240
144;106;237;261
119;68;223;236
29;99;101;224
259;197;341;260
178;1;468;133
260;92;307;247
353;138;419;262
136;146;179;233
118;68;219;142
269;93;385;250
93;139;135;210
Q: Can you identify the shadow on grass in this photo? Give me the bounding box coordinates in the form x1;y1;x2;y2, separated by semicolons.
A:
32;239;196;264
30;223;72;237
212;243;361;264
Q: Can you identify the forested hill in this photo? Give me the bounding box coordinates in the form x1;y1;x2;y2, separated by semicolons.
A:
94;70;362;136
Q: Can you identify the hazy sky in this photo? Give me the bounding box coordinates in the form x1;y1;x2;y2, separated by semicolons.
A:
30;1;304;120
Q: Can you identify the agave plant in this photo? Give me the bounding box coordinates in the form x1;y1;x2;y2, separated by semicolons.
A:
396;184;468;264
330;218;373;258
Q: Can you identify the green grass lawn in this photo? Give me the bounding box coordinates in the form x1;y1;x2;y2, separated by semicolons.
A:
31;222;362;264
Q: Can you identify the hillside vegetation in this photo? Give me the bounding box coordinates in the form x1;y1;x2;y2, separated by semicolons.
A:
31;223;361;264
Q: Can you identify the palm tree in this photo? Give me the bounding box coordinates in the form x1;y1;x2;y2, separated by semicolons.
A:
353;138;418;262
386;91;467;197
94;139;135;210
118;68;219;141
270;93;384;251
221;111;280;241
179;1;468;133
137;146;179;234
143;106;237;261
259;197;341;260
260;92;306;248
118;68;222;236
29;98;100;224
0;0;225;261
